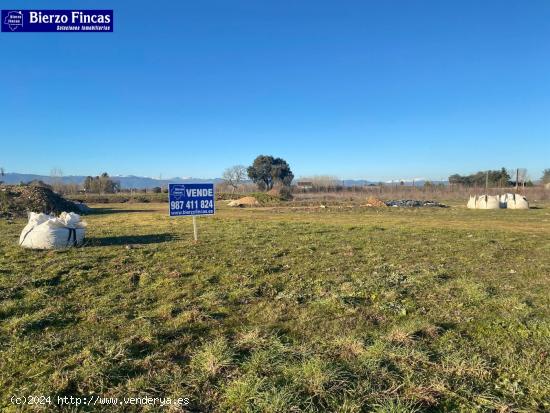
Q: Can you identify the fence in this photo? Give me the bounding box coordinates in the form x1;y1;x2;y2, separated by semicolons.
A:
292;184;548;202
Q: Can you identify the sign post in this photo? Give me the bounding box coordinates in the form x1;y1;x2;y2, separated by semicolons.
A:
169;183;215;242
192;216;198;242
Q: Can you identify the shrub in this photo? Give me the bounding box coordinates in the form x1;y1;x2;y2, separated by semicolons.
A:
278;186;293;201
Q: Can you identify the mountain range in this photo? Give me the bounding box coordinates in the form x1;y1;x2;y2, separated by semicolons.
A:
0;173;446;189
0;173;223;189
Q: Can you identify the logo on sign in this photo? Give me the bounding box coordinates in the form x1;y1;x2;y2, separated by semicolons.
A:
1;10;113;32
4;11;23;31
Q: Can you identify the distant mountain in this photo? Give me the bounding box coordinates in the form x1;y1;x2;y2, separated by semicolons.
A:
1;173;448;189
342;179;448;187
382;179;449;187
342;179;374;186
1;173;224;189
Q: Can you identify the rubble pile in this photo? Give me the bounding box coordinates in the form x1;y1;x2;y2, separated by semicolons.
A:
385;199;448;208
227;196;260;207
0;185;84;218
365;196;387;207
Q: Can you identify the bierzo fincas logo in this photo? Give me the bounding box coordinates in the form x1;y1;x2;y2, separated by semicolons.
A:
1;10;113;32
4;10;23;31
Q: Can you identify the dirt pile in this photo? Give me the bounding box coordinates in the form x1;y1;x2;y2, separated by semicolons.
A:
227;196;260;207
364;196;387;207
0;185;84;218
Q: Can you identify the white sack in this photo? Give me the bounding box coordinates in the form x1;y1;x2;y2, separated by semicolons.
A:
19;212;86;249
467;195;477;209
476;195;500;209
501;193;529;210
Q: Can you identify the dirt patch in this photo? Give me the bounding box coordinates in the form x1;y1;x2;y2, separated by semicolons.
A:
0;185;83;218
227;196;260;207
364;196;387;207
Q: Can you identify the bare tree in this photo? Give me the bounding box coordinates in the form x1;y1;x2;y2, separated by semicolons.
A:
50;168;64;193
298;176;340;192
518;168;528;187
222;165;247;192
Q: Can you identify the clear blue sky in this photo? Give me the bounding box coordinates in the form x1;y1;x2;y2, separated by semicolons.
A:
2;0;549;181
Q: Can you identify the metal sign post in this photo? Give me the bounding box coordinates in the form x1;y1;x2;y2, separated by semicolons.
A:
169;183;215;242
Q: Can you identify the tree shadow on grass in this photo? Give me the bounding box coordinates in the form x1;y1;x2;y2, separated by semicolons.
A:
86;233;177;247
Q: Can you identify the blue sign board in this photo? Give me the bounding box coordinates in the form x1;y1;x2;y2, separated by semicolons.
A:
1;10;113;32
169;183;215;217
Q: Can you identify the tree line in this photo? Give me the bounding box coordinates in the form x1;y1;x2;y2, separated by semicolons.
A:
83;173;120;193
448;168;534;187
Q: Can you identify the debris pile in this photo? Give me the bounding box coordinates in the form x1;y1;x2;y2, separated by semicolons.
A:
364;196;387;207
0;185;83;218
385;199;448;208
227;196;260;207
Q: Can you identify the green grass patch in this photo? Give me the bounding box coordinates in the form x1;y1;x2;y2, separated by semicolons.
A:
0;203;549;411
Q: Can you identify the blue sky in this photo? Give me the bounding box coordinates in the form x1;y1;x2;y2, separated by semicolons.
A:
1;0;549;181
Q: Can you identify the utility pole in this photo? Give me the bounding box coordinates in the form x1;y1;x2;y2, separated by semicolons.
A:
515;168;519;192
485;171;489;193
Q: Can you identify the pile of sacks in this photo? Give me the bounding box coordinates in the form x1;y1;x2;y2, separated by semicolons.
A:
19;212;87;249
467;193;529;210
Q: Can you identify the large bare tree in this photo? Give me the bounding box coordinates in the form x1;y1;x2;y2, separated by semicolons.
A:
222;165;247;192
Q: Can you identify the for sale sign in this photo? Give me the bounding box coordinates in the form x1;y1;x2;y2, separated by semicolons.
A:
168;183;215;217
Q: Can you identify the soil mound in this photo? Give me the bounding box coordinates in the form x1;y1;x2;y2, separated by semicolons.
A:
0;185;83;218
227;196;260;207
364;196;387;207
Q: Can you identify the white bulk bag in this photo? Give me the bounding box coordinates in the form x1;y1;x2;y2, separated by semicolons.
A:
502;193;529;210
476;195;500;209
499;194;509;208
19;212;87;249
467;195;477;209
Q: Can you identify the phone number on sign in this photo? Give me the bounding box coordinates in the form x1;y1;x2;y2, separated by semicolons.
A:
171;199;213;210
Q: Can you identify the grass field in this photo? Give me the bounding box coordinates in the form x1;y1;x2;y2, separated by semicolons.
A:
1;202;549;412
